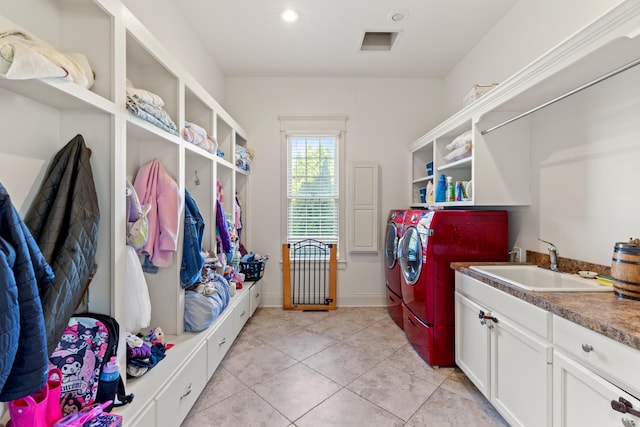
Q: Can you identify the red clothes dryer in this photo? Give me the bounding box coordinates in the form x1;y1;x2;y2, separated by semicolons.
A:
398;209;507;366
384;209;407;329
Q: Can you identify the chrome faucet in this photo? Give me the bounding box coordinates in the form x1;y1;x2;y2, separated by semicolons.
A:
538;238;560;272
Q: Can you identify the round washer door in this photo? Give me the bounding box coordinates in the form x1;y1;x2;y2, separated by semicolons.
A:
384;223;398;269
399;226;422;285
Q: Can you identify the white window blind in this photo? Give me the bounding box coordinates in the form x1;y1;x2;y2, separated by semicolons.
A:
286;134;339;244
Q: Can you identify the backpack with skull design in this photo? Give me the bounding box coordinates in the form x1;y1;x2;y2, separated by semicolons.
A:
48;313;132;416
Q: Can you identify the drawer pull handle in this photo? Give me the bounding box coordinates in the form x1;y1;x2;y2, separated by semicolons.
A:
581;343;594;353
255;293;260;298
180;384;193;400
611;398;640;418
219;337;227;346
407;317;416;327
240;310;246;317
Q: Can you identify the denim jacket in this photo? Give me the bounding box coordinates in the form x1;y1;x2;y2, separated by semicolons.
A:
180;189;205;288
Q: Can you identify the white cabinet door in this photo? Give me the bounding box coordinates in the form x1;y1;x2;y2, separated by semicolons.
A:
554;351;640;427
455;287;553;427
455;292;491;396
349;162;379;252
491;311;553;427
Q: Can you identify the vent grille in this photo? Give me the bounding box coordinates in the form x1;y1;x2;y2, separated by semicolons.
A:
360;31;400;52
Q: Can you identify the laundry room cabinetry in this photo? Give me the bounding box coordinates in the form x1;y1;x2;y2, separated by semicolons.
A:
454;272;553;427
0;0;256;425
553;315;640;426
410;0;640;208
410;115;530;207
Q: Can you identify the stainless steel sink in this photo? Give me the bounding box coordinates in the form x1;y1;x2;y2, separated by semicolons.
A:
469;265;612;292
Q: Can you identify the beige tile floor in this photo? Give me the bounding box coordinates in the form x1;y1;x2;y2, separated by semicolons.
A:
181;307;508;426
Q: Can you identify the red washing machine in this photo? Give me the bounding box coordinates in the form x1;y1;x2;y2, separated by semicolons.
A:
384;209;407;329
399;209;507;366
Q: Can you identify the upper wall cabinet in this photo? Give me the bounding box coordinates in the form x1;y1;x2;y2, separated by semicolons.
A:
410;0;640;207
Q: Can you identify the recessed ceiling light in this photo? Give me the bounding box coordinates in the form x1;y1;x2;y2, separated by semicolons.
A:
281;9;299;22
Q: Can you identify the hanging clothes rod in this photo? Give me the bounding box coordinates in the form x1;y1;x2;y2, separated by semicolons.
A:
481;56;640;135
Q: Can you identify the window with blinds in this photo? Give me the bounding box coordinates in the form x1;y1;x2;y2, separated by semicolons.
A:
286;134;339;245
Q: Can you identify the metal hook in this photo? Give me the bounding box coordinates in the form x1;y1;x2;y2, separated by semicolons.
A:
194;170;200;186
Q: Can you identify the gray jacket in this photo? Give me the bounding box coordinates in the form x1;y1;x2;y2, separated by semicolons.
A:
25;134;100;355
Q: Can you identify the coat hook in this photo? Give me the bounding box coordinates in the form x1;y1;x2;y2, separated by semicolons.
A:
194;170;201;186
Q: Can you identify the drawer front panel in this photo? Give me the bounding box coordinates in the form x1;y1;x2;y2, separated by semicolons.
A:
127;402;156;427
250;281;263;316
386;287;404;330
456;272;550;339
207;315;234;378
234;290;251;336
554;350;640;426
156;344;207;427
554;315;640;397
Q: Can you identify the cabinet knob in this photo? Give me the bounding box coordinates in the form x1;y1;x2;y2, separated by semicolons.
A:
582;343;594;353
622;418;636;427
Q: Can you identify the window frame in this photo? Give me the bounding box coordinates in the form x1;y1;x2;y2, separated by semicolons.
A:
280;117;347;262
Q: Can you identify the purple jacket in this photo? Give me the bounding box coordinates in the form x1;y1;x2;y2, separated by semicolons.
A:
216;199;232;253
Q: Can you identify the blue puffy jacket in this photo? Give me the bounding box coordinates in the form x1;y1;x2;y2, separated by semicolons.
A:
0;183;54;401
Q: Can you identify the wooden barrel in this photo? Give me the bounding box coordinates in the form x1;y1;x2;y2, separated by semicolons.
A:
612;240;640;300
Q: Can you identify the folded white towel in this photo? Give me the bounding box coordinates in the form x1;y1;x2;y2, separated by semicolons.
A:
446;130;472;151
444;142;472;162
0;31;94;88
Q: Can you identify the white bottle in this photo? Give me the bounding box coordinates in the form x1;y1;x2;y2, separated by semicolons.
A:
446;176;454;201
426;181;434;203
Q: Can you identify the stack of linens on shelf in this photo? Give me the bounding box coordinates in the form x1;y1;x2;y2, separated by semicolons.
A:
182;121;217;153
126;80;178;136
444;130;472;163
235;145;253;171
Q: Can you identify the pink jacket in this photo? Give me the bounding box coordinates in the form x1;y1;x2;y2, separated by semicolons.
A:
133;159;182;267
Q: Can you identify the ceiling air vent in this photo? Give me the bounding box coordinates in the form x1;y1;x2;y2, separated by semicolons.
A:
360;31;400;52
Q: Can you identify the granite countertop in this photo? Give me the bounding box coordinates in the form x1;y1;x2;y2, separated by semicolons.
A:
452;262;640;351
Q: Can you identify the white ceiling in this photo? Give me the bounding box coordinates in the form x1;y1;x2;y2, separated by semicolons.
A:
174;0;518;78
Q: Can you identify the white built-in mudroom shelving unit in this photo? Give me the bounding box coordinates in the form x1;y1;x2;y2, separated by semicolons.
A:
0;1;259;426
410;0;640;208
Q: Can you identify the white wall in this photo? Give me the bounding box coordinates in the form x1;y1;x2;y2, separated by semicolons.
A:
125;0;635;303
509;64;640;265
443;0;623;117
122;0;226;102
225;77;443;306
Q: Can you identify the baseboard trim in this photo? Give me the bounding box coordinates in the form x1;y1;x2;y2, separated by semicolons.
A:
262;293;386;308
